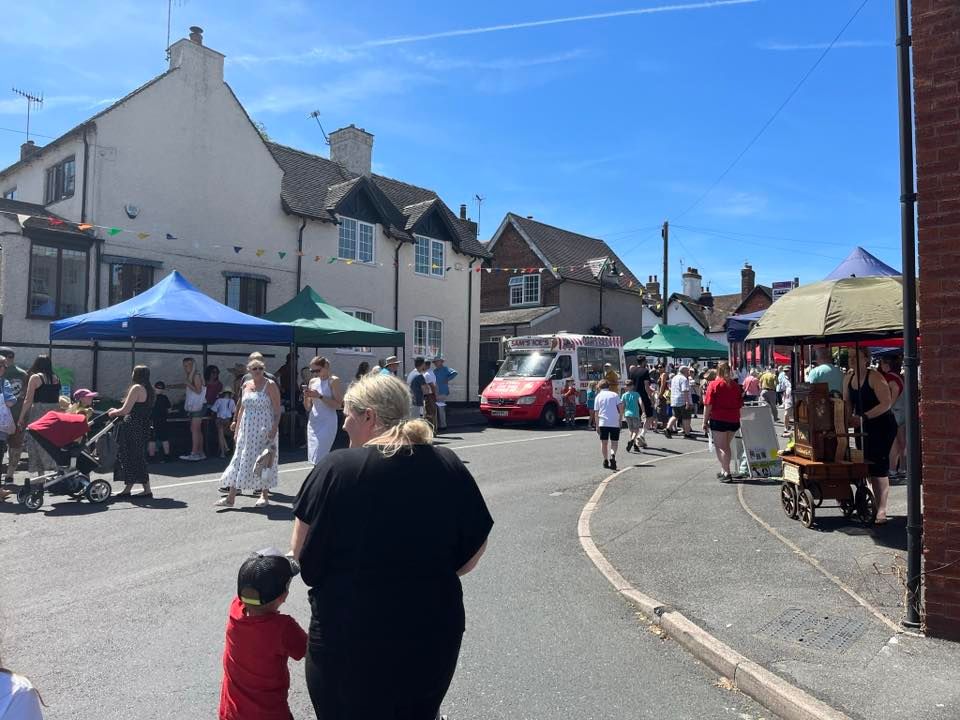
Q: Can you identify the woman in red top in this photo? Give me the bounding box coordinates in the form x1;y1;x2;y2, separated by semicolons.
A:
703;361;744;483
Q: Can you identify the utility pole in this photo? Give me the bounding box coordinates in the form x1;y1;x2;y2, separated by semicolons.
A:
661;220;669;325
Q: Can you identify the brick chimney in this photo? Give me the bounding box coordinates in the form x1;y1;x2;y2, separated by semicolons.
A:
699;287;714;308
682;266;703;299
168;25;224;82
329;125;374;177
645;274;661;301
459;203;467;220
20;140;41;161
741;262;756;301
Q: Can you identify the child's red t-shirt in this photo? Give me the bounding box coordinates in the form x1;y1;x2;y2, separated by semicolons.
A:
219;597;307;720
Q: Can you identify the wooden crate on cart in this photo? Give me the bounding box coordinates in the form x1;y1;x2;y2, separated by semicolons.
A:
780;455;873;528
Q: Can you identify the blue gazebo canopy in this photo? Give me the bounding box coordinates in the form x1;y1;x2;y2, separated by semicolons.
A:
726;310;766;343
824;246;900;280
50;271;293;345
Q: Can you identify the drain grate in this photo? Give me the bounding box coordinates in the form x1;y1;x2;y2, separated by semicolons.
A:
758;608;867;653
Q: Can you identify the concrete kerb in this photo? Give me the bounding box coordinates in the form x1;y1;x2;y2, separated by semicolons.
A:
578;458;852;720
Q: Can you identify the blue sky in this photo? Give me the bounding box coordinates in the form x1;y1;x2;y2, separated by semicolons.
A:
1;0;903;296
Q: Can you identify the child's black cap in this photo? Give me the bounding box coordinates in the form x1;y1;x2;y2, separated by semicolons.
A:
237;548;300;606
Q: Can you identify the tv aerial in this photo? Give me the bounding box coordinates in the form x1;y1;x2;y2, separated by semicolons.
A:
11;88;43;142
308;110;330;145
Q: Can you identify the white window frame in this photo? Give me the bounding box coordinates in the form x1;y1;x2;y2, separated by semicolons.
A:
338;308;375;354
338;216;376;264
413;316;443;358
508;273;540;306
414;235;445;278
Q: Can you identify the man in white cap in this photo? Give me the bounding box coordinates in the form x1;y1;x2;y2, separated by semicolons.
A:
431;355;458;431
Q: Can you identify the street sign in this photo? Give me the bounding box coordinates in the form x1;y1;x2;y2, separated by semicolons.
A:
736;404;782;478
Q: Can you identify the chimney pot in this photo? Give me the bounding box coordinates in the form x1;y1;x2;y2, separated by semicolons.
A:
460;203;467;220
741;262;756;302
20;140;41;161
189;26;203;44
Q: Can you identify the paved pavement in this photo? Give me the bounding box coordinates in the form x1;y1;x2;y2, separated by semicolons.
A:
590;420;960;720
0;423;772;720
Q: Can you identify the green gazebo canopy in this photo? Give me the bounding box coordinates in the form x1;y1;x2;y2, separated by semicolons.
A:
624;323;728;359
263;286;405;348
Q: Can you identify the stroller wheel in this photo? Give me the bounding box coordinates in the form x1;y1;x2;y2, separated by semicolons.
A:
85;479;112;504
17;486;44;511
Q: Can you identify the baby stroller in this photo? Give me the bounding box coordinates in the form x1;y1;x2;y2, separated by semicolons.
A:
16;410;118;511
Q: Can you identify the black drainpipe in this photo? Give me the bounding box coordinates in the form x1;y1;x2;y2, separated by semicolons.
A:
467;257;479;403
295;216;306;292
393;239;402;356
82;126;101;391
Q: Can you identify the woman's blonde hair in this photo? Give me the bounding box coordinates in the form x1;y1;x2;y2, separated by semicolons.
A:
343;373;433;457
717;361;733;381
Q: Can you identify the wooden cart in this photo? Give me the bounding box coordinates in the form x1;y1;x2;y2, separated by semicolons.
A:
780;455;875;528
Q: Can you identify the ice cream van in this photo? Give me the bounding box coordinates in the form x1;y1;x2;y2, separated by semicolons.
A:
480;333;626;427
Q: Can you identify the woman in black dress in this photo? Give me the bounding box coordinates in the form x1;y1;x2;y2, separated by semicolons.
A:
109;365;155;499
844;347;897;524
291;373;493;720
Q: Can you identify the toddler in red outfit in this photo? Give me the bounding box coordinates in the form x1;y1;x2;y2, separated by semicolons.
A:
219;548;307;720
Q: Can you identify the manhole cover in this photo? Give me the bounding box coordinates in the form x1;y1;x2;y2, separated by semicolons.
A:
758;608;867;653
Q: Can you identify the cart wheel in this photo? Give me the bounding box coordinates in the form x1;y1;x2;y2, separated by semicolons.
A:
17;487;44;512
839;498;856;518
85;478;111;504
855;486;876;525
807;481;823;508
797;489;815;528
780;483;798;519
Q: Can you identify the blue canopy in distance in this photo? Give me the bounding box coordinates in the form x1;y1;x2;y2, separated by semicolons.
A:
726;310;766;343
50;270;293;344
824;246;900;281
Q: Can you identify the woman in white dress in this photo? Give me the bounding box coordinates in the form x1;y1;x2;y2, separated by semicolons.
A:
303;356;342;465
215;359;281;508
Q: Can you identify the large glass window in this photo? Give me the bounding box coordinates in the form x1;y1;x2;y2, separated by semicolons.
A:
413;317;442;357
414;235;444;277
509;274;540;306
577;347;622;381
109;263;155;305
44;156;76;204
338;217;375;263
496;352;557;378
28;243;88;318
225;275;267;316
344;309;374;353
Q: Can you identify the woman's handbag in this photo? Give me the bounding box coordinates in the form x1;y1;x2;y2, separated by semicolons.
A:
184;385;206;413
0;402;15;435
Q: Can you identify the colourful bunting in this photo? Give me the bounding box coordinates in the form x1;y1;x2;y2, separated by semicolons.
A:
278;251;287;259
137;232;150;240
47;218;64;226
166;233;177;240
108;227;122;236
255;249;265;257
234;246;242;254
328;257;337;264
295;251;304;257
77;223;93;231
315;255;322;262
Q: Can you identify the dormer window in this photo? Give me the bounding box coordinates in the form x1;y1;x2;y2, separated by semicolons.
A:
509;274;540;306
338;217;375;263
414;235;444;277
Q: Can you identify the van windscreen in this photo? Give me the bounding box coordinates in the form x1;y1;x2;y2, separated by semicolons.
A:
496;352;557;378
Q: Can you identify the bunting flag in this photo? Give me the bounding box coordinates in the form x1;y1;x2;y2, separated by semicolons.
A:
233;246;242;254
165;233;177;240
137;232;150;240
77;223;93;231
295;250;304;257
327;257;337;264
278;251;287;259
16;214;30;227
47;218;64;226
314;255;322;262
255;249;265;257
108;227;122;236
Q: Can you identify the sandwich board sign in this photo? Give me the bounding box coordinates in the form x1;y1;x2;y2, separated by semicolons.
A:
736;404;782;478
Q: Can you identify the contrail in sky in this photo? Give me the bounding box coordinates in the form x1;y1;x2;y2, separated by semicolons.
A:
362;0;761;48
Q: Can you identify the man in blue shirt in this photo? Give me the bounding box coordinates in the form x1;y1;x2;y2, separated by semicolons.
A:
431;356;459;431
807;347;844;394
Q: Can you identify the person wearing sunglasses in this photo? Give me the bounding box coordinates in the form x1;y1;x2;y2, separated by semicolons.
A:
216;361;281;508
302;357;342;466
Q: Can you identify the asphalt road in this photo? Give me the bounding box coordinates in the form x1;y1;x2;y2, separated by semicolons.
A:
1;424;773;719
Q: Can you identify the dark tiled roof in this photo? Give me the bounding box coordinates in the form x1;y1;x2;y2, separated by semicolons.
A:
0;198;95;240
505;214;642;290
480;305;560;326
703;292;744;332
266;142;488;258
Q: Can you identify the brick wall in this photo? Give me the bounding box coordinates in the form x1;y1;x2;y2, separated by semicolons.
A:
738;291;772;315
480;222;561;311
912;0;960;641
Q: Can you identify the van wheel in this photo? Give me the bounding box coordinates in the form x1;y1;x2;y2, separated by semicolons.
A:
540;404;559;428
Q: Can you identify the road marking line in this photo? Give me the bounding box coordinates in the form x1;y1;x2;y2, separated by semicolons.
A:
151;434;572;490
735;483;903;635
